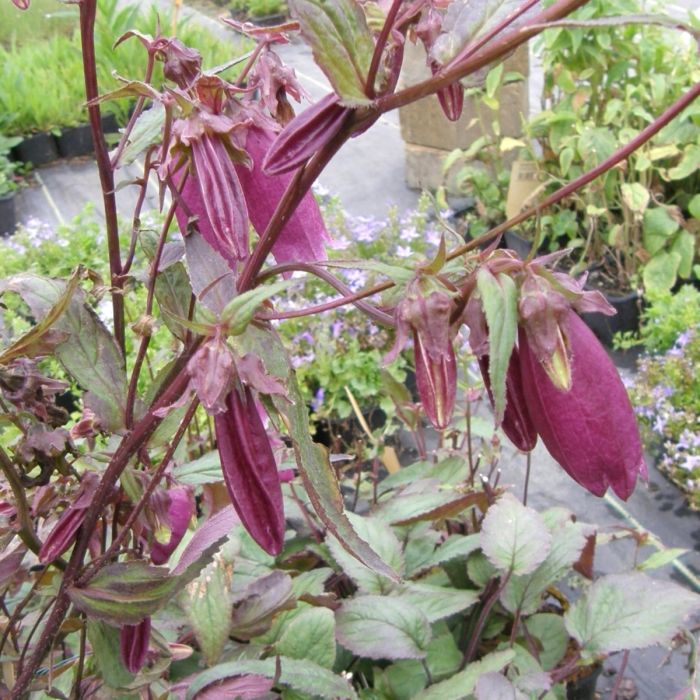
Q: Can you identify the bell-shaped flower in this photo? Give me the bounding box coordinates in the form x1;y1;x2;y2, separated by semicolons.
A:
517;309;646;500
235;127;330;265
214;383;285;555
152;37;202;89
150;487;194;565
120;617;151;674
187;331;235;415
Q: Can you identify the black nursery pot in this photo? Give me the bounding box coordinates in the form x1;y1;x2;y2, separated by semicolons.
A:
57;115;120;159
503;229;536;259
566;663;602;700
0;192;17;237
580;289;640;347
12;132;59;167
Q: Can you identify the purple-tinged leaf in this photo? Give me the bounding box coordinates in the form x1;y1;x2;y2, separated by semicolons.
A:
120;616;151;674
236;127;330;265
188;133;250;265
263;93;349;176
230;571;295;639
288;0;374;105
2;274;128;432
475;672;523;700
518;311;646;500
0;547;26;590
195;675;274;700
214;385;285;555
172;505;239;576
476;267;518;424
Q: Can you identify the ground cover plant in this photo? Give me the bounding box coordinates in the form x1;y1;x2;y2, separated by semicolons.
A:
0;0;699;699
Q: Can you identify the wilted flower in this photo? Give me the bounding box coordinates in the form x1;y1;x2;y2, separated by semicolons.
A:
386;280;457;430
188;331;235;415
120;617;151;674
214;384;285;555
518;310;646;500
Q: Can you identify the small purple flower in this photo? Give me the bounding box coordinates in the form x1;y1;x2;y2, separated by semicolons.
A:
151;487;194;566
396;245;413;258
310;387;325;412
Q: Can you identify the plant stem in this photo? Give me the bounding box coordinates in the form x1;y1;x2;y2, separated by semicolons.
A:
365;0;403;99
523;452;532;506
79;0;125;355
607;650;630;700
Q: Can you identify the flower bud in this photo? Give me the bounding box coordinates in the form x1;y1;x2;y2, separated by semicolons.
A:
518;310;646;500
414;329;456;431
120;617;151;674
187;332;235;415
214;385;285;555
153;37;202;89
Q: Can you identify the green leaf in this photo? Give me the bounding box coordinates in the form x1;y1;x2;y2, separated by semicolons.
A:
643;207;679;255
173;450;223;485
288;0;374;106
428;533;481;567
180;541;235;665
565;572;700;657
637;548;688;572
670;230;695;279
420;649;516;699
326;512;403;594
336;596;432;660
154;261;193;342
2;273;127;431
395;583;479;622
186;657;358;700
523;614;568;671
688;194;700;220
620;183;650;216
643;251;681;293
577;126;617;166
559;147;574;177
86;620;135;688
120;104;165;166
276;607;336;669
668;144;700;180
476;268;517;423
221;281;292;335
480;494;551;576
501;518;592;615
68;562;180;625
242;324;399;582
485;63;503;99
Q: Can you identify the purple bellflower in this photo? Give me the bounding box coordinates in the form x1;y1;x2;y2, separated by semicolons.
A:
120;616;151;674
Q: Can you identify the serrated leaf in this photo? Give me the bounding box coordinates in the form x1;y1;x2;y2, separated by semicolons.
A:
184;230;237;315
395;583;478;623
181;543;235;665
186;657;357;700
154;261;193;342
481;494;551;576
565;572;700;656
2;273;127;432
242;324;399;582
277;607;336;668
476;268;517;423
429;533;481;567
475;673;525;700
336;596;432;660
230;571;295;639
327;512;403;594
523;614;568;671
289;0;374;106
420;649;516;700
643;207;679;255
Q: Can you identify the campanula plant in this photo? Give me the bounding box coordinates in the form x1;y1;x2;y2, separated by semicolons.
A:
0;0;699;697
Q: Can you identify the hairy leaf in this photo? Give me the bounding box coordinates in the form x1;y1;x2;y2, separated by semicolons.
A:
336;596;432;660
395;583;479;622
480;493;551;576
277;607;336;668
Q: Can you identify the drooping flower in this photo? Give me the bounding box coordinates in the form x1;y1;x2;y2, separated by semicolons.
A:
150;487;194;566
386;281;458;431
214;384;285;555
120;617;151;674
518;309;646;500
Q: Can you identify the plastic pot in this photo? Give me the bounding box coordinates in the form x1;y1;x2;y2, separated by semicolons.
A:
12;132;59;167
57;124;94;158
0;192;17;236
580;289;641;347
566;663;602;700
